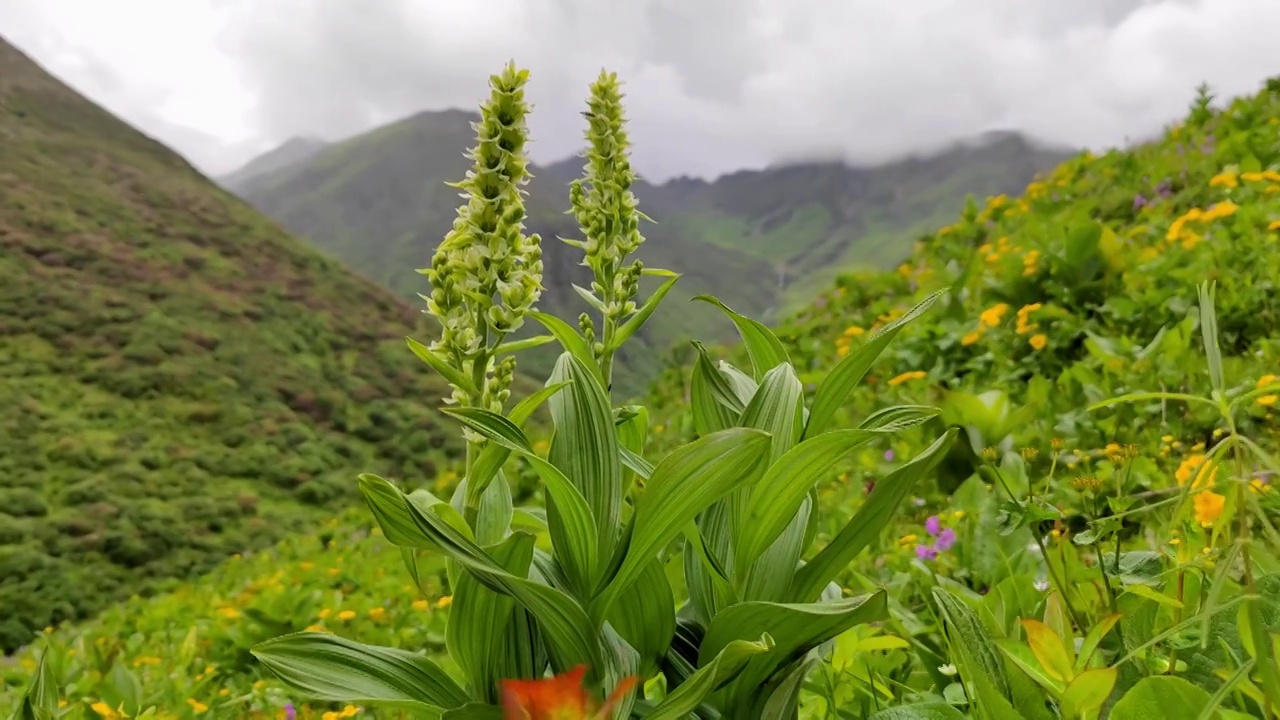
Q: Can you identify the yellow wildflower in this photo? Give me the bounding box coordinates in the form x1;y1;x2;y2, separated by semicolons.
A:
216;607;240;620
1194;490;1225;527
1208;171;1239;189
341;705;361;717
368;607;387;622
887;370;927;387
1028;334;1047;351
305;624;325;632
336;610;357;621
436;596;454;609
979;303;1010;328
1258;374;1277;389
318;608;331;619
91;703;121;719
898;534;919;545
961;330;983;346
412;599;430;611
186;699;208;714
842;325;866;338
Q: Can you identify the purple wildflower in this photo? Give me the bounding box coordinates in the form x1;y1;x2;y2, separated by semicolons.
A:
915;544;938;561
1133;194;1148;211
285;704;296;720
884;449;895;462
924;515;941;536
935;527;957;552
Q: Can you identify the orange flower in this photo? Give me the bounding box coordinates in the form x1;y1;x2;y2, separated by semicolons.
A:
502;666;637;720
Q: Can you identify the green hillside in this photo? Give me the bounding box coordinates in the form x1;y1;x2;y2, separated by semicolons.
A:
8;72;1280;719
0;37;471;653
223;115;1067;396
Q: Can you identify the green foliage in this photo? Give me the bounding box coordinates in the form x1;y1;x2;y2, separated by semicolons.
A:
0;38;480;653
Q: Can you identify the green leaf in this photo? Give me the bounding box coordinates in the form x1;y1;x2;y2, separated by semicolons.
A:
1109;676;1212;719
1060;667;1117;718
1076;613;1122;672
360;474;602;675
446;533;537;704
252;632;470;711
407;337;477;396
572;283;607;313
932;587;1013;702
645;635;773;720
740;497;811;602
528;311;601;380
494;334;556;355
1198;282;1225;392
616;404;649;495
693;295;790;381
1088;391;1218;412
736;429;879;576
739;362;805;461
690;343;743;435
547;353;623;560
11;647;58;720
792;428;956;602
612;272;682;349
700;593;889;708
619;446;654;481
1020;619;1074;683
466;381;569;502
596;427;771;617
858;404;942;432
606;559;676;678
867;703;968;720
805;289;942;438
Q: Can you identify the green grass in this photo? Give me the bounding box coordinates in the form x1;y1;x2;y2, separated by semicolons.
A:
0;37;480;654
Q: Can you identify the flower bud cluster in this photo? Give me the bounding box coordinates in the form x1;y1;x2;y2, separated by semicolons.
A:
568;71;645;327
423;63;543;403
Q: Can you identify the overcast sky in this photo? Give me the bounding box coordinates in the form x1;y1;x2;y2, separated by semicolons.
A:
5;0;1280;181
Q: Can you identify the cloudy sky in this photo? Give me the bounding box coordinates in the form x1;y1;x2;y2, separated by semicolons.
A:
4;0;1280;181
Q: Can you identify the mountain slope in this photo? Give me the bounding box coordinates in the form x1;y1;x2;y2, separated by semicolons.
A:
0;36;466;651
221;111;778;397
223;115;1068;395
630;131;1075;311
219;136;328;190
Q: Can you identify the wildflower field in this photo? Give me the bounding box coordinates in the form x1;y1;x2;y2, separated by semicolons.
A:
5;65;1280;720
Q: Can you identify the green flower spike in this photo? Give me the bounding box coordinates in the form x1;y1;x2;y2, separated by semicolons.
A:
421;61;542;410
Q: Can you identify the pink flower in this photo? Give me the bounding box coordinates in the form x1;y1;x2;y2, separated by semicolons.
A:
924;515;941;536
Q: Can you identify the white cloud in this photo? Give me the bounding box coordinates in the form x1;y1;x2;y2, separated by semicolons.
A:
4;0;1279;179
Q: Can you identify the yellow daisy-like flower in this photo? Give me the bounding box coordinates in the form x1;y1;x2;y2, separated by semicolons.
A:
336;610;357;621
412;599;430;611
1028;334;1048;351
186;699;209;714
368;607;387;622
961;330;983;346
436;595;453;609
979;303;1010;328
887;370;927;387
1194;490;1225;528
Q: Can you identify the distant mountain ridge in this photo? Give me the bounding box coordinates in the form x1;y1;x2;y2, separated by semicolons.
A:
220;104;1074;394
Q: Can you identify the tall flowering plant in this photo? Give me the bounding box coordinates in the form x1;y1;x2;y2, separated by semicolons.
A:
250;64;955;719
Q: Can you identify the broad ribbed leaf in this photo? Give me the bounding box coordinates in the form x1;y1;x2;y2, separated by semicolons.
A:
619;446;654;480
805;289;943;438
445;406;601;595
252;633;469;711
700;593;889;706
718;360;759;408
693;295;790;380
736;429;879;576
932;587;1017;718
683;520;737;625
406;337;477;396
528;311;601;381
791;428;956;602
447;533;536;703
360;474;602;675
691;343;742;435
494;334;556;355
1109;676;1212;719
612;271;682;349
607;559;676;678
646;635;773;720
739;363;804;462
596;427;770;617
548;353;622;559
11;647;57;720
467;381;569;500
741;496;810;602
859;404;942;432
